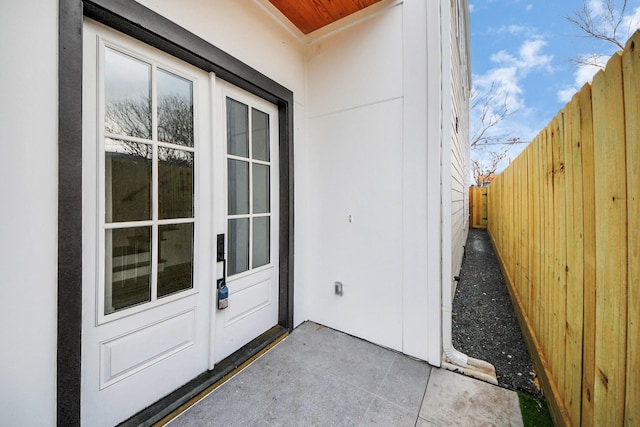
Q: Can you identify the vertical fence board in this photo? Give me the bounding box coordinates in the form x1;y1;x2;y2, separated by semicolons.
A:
487;185;492;232
507;165;512;272
551;114;567;397
470;186;488;229
591;52;627;426
522;150;530;315
544;125;554;362
470;187;476;226
564;92;585;426
527;143;536;323
512;164;517;281
533;137;542;339
508;164;511;266
580;82;597;427
472;187;479;226
490;181;496;234
622;32;640;427
517;159;521;295
535;131;544;341
540;126;548;360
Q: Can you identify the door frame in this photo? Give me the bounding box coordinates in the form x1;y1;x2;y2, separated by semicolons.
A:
58;1;294;424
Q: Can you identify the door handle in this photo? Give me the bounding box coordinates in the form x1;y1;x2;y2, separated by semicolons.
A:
216;234;228;309
216;234;225;262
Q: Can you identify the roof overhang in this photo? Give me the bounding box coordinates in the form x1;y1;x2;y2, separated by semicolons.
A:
267;0;383;34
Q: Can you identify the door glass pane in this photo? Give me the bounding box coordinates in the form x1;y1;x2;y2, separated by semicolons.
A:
105;139;152;223
228;218;249;276
158;69;194;147
228;159;249;215
159;147;194;219
105;48;151;139
252;108;270;161
158;223;194;297
252;164;270;214
252;217;270;269
227;98;249;157
106;226;152;314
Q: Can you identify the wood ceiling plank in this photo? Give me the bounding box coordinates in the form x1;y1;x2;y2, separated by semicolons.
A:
269;0;382;34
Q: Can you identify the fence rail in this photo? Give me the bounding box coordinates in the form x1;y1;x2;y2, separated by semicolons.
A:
487;30;639;427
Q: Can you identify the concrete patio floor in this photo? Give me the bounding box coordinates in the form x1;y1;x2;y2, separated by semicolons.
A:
166;322;523;426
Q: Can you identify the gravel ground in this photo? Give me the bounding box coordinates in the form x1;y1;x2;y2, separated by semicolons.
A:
452;228;540;397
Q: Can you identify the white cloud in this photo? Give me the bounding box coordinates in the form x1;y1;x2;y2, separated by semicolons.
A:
489;24;531;36
557;87;577;104
526;4;533;12
519;39;553;71
556;2;640;103
490;50;516;65
472;34;555;150
587;0;606;18
578;1;640;42
486;39;553;72
621;6;640;41
469;3;475;13
575;55;609;84
474;66;523;110
556;54;608;103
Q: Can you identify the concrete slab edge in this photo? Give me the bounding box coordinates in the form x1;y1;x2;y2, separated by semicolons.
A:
441;355;499;385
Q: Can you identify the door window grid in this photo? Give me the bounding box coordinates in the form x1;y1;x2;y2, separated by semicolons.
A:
226;98;272;277
102;44;196;317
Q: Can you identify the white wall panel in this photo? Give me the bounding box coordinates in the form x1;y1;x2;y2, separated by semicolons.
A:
402;0;443;364
307;99;404;350
304;4;406;351
0;1;58;426
306;5;403;118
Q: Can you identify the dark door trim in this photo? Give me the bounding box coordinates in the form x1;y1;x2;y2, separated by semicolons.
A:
58;1;294;424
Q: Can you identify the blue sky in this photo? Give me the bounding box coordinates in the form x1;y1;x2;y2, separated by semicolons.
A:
469;0;640;172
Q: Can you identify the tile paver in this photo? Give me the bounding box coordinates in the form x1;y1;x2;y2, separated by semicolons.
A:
169;322;523;426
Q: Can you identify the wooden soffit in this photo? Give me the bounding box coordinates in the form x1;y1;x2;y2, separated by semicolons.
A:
268;0;384;34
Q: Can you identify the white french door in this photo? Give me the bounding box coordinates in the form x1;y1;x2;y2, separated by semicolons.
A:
81;20;279;426
213;82;280;363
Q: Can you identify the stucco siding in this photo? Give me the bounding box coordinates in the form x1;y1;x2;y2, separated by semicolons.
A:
305;4;405;351
305;1;444;364
0;1;59;425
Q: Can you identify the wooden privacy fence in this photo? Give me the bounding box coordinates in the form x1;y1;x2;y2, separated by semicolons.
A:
469;186;488;228
487;31;639;427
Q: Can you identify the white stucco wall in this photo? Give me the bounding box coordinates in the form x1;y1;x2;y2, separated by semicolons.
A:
0;1;59;426
305;3;404;352
304;2;443;363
